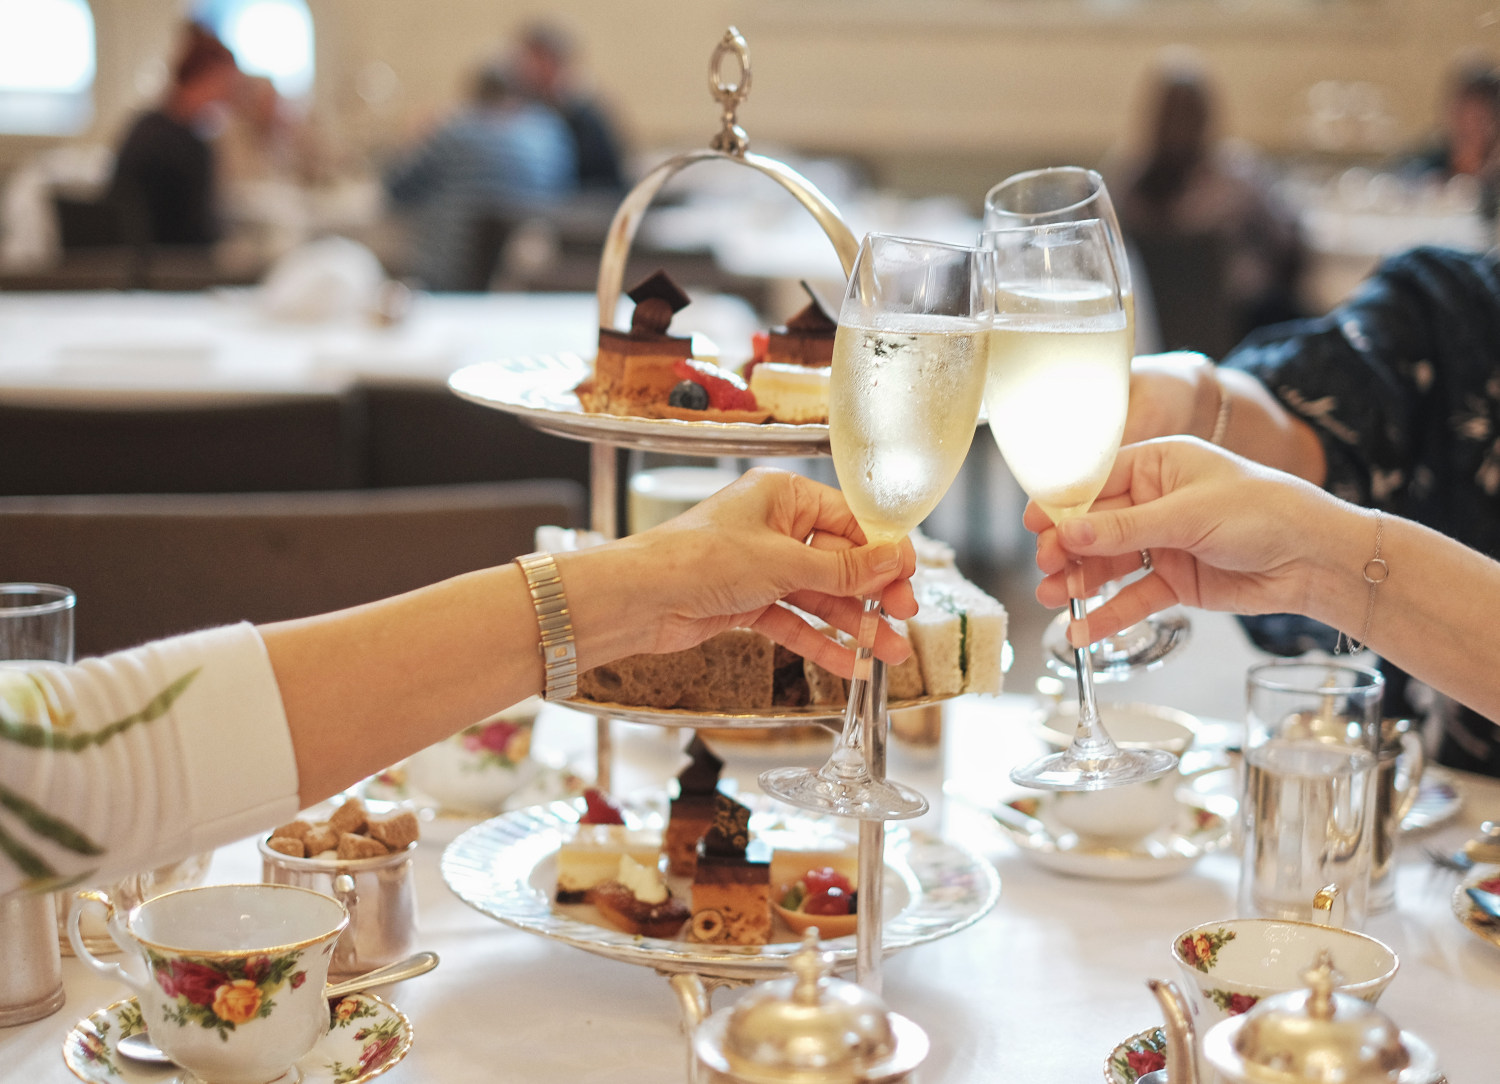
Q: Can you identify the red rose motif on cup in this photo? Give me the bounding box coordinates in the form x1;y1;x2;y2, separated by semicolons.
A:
290;970;307;989
244;954;271;984
1127;1049;1166;1077
1227;993;1259;1015
157;960;227;1006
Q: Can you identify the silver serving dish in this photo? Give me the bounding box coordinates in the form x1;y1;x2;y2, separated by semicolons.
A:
440;795;999;982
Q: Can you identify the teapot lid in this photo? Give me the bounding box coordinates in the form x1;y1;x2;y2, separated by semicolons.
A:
693;931;928;1084
1203;954;1442;1084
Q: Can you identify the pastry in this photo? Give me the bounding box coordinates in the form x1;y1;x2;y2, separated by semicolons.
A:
764;287;837;367
587;855;690;938
577;270;770;422
577;270;694;416
688;792;771;945
665;735;724;877
555;789;661;903
555;824;664;903
748;361;831;424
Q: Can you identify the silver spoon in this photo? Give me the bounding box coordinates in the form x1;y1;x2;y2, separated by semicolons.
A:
116;951;439;1065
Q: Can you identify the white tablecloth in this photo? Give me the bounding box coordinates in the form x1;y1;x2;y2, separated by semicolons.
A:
4;694;1498;1083
0;290;760;406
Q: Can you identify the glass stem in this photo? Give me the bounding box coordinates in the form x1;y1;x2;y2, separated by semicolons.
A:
1068;563;1120;764
821;595;884;784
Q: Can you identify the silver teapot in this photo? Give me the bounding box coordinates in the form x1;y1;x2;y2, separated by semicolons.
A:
1147;953;1444;1084
673;931;929;1084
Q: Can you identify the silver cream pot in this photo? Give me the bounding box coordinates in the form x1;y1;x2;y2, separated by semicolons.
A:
673;931;928;1084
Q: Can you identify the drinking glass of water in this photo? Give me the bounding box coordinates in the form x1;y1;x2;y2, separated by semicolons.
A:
1240;660;1384;929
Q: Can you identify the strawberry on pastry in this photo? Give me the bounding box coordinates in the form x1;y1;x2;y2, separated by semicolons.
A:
672;358;759;412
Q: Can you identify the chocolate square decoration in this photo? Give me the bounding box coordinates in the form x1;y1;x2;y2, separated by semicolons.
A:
677;734;724;796
700;792;751;857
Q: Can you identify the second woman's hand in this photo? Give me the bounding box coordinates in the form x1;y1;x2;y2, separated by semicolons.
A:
1026;437;1341;647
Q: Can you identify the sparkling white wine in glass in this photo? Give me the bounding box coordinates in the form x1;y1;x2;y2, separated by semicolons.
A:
984;311;1130;522
985;165;1190;679
983;220;1176;790
832;314;989;544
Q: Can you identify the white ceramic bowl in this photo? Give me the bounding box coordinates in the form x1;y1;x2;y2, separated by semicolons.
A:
1036;702;1201;843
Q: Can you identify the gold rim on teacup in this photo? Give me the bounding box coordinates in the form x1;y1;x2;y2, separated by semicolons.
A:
78;881;349;958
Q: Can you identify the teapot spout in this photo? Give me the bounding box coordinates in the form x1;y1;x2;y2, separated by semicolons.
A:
669;971;709;1032
1147;978;1199;1084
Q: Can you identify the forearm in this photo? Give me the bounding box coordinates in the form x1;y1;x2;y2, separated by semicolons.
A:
262;562;545;806
1297;501;1500;720
1129;353;1325;484
1213;368;1327;486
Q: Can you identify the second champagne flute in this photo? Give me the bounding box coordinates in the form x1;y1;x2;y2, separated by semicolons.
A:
760;233;989;820
982;220;1176;790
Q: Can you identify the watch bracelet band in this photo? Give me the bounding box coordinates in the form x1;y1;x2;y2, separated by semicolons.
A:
514;551;578;701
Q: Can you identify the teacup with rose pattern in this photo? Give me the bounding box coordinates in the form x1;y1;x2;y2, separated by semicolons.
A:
69;882;348;1084
1171;915;1398;1033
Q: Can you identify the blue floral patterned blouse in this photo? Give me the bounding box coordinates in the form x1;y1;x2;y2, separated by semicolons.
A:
1223;245;1500;774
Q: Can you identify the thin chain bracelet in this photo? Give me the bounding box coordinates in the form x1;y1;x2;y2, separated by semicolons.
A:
1338;510;1387;655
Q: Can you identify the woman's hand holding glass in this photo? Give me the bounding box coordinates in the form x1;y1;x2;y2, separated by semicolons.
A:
758;233;990;821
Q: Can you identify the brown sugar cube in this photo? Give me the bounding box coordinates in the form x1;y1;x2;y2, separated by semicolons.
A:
367;810;420;852
326;798;368;836
265;836;306;858
336;832;389;860
303;825;340;856
271;820;315;845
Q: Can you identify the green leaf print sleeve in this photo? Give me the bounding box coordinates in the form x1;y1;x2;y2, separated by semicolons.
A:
0;623;300;899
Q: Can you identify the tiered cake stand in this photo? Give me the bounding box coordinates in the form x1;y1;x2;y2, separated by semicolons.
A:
444;28;998;1000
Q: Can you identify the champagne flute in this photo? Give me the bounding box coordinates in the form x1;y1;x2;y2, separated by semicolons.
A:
982;220;1176;790
985;167;1190;679
760;233;990;820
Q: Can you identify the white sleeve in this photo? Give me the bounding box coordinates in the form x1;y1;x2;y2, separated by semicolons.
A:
0;623;300;898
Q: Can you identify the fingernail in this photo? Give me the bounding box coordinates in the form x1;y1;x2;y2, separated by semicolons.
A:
1060;519;1096;546
871;544;900;573
1068;613;1090;647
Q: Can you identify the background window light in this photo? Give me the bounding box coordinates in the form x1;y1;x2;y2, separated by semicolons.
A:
0;0;96;135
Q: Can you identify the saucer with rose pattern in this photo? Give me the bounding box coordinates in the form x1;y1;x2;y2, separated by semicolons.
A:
62;991;411;1084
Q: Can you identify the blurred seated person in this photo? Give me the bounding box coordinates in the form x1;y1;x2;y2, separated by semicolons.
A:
1123;245;1500;775
218;75;307;189
384;63;577;290
1406;56;1500;181
514;22;627;194
106;23;241;247
1115;51;1305;342
1403;55;1500;220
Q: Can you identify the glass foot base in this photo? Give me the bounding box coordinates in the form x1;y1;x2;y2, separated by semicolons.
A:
758;767;929;821
1009;746;1177;791
1044;610;1190;682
